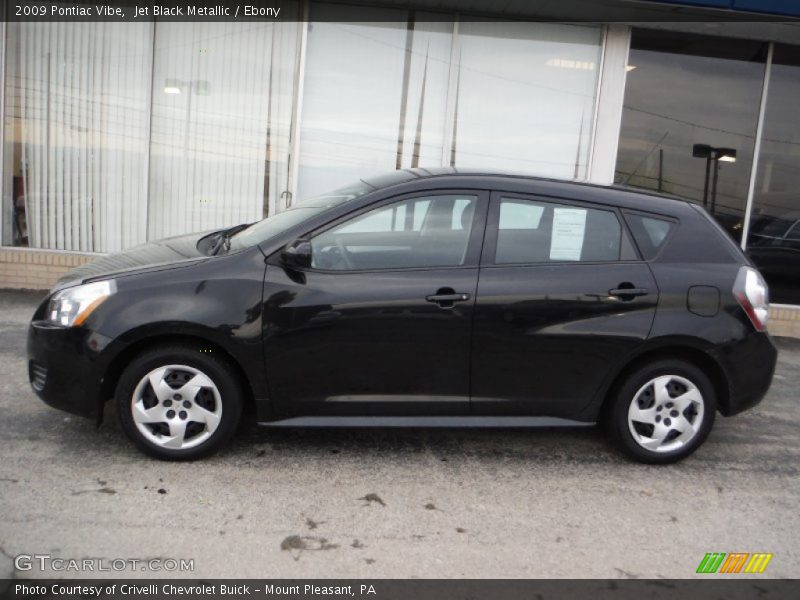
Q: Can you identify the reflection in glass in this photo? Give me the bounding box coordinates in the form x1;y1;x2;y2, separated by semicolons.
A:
2;22;152;252
495;197;621;264
229;179;374;252
297;4;601;200
311;194;476;270
297;4;452;200
453;21;601;178
148;18;301;240
2;15;303;251
615;30;766;242
746;44;800;304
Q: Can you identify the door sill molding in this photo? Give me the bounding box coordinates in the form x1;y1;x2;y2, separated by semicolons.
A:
258;416;596;428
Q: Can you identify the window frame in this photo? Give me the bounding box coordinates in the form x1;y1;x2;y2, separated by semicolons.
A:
301;189;491;274
481;190;641;267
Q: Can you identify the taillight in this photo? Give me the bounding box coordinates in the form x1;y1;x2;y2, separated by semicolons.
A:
734;266;769;332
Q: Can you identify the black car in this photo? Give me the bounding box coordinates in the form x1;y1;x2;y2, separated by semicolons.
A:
27;169;777;463
747;208;800;305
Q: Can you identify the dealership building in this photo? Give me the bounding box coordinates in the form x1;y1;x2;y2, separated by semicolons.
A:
1;0;800;334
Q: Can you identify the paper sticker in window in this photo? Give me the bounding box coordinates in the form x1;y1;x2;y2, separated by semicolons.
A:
550;208;587;261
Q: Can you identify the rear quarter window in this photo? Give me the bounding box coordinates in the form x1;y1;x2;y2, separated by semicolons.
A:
624;205;743;264
623;211;675;260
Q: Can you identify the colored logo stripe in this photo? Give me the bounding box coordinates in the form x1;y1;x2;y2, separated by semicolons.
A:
720;553;749;573
697;553;726;573
696;552;772;574
744;553;773;574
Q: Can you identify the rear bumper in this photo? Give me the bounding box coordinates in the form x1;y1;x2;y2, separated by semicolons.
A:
27;320;114;419
711;331;777;416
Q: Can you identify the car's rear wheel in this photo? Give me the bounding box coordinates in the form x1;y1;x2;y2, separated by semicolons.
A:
606;359;716;464
116;345;243;460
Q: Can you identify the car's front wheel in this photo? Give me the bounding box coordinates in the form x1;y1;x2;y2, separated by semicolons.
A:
116;345;243;460
606;359;717;464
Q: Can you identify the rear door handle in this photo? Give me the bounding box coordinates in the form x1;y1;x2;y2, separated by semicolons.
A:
608;287;649;299
426;293;470;303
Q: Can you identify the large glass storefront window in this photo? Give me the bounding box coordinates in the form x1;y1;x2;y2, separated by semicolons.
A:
297;3;602;199
3;12;302;252
452;21;600;178
616;30;767;242
746;44;800;305
2;21;152;252
296;4;453;201
3;8;600;253
147;21;299;241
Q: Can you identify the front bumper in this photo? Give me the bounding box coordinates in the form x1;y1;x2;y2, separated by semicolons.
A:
27;320;114;419
711;331;778;416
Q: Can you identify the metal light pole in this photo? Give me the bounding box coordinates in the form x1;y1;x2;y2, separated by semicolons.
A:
692;144;737;215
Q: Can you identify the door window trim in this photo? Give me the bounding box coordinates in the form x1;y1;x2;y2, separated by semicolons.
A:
481;190;641;267
299;189;491;274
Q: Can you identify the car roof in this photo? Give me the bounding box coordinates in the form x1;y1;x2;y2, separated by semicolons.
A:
359;168;695;216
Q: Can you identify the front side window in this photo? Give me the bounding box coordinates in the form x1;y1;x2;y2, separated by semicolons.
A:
311;194;477;271
494;197;622;264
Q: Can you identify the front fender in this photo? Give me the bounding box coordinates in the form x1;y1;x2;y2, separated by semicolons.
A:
84;249;269;404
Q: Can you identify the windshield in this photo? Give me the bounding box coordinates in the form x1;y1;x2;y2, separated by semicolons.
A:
228;181;374;251
751;213;800;238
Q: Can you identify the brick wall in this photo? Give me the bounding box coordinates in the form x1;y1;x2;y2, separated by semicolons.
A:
0;248;96;290
769;305;800;338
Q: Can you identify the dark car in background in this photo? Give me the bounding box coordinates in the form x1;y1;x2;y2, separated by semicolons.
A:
27;169;776;463
747;208;800;305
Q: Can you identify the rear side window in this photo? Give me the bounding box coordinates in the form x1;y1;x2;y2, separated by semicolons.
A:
623;212;675;260
494;197;623;264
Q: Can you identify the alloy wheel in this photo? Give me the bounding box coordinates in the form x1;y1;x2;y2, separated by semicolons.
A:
627;374;705;453
131;364;222;450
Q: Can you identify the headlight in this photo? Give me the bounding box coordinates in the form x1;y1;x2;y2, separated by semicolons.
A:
47;280;116;327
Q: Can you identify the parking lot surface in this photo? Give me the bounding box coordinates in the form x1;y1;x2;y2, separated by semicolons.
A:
1;290;798;579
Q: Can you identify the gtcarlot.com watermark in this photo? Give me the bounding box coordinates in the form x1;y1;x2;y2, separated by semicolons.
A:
14;553;194;573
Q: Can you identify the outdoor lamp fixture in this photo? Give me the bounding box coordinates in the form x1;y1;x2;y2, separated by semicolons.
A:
692;144;737;214
164;78;184;94
163;79;211;96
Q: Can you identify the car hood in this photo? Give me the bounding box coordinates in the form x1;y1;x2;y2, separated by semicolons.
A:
54;231;213;291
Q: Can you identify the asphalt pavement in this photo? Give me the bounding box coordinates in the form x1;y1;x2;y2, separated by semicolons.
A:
0;290;798;579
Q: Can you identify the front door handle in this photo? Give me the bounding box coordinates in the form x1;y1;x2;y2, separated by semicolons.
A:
426;290;470;308
608;287;649;300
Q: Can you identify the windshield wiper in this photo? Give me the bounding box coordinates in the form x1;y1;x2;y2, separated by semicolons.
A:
209;223;250;256
209;232;231;256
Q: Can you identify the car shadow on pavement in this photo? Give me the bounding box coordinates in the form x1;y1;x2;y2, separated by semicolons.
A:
67;400;617;467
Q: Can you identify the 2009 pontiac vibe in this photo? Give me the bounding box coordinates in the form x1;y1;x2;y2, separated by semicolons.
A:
27;169;776;463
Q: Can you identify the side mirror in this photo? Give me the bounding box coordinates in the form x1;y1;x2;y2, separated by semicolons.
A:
281;238;312;270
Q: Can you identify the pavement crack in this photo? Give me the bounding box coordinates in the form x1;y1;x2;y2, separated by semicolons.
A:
0;543;13;560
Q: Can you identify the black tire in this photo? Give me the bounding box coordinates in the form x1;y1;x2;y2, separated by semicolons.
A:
116;344;244;460
605;358;717;464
